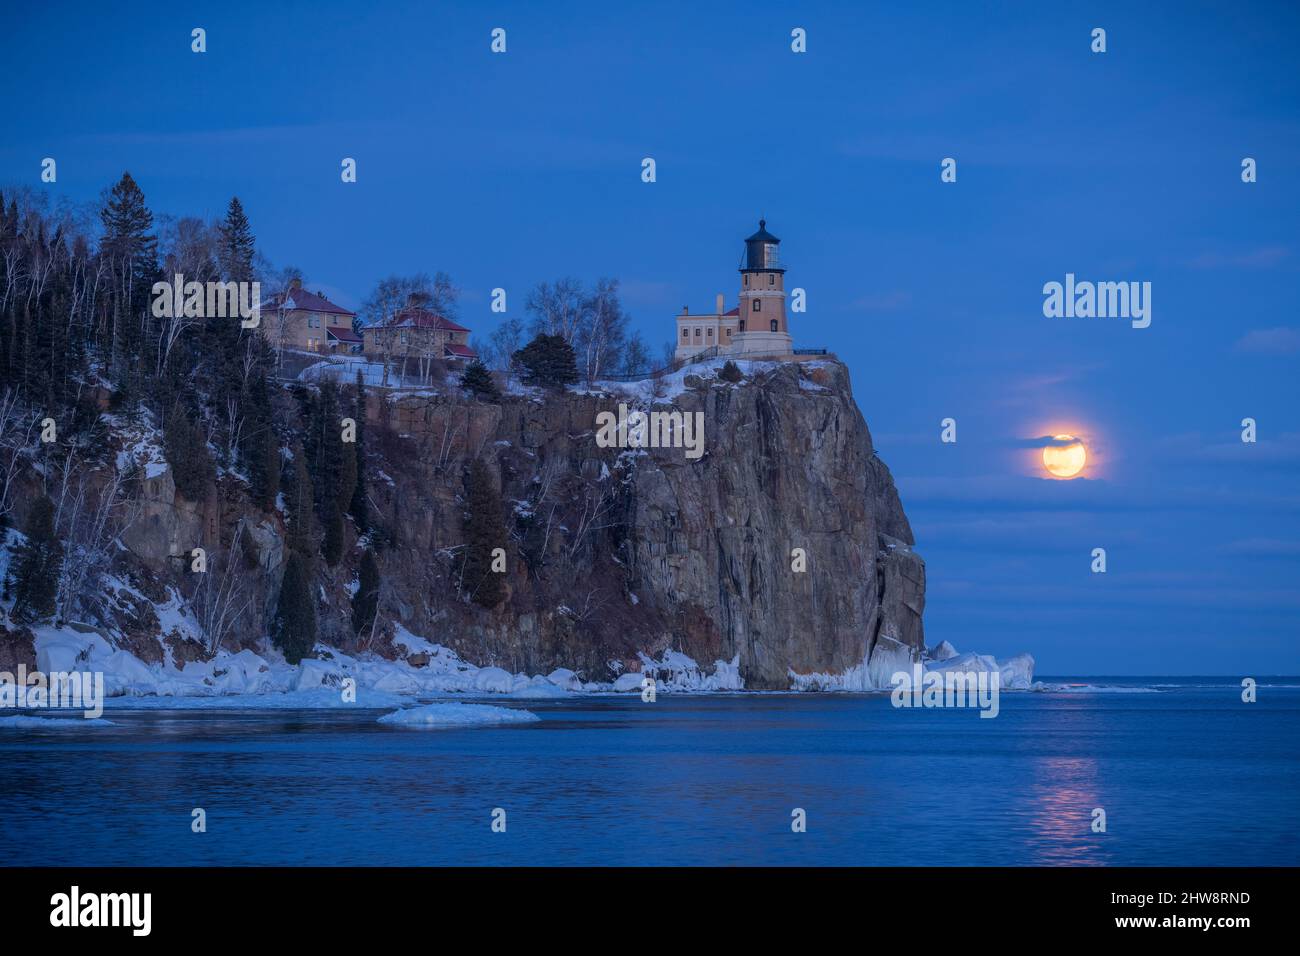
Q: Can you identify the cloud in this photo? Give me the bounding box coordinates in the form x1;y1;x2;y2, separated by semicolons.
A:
846;291;911;313
1223;537;1300;557
1234;326;1300;355
1185;246;1290;270
1156;430;1300;466
897;473;1300;513
1009;435;1083;449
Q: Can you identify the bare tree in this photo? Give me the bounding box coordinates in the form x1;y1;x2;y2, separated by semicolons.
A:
192;530;254;656
0;390;40;530
526;278;586;343
50;449;142;623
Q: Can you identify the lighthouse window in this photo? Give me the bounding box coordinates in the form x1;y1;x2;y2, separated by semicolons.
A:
764;243;779;268
744;275;749;288
753;299;761;312
770;320;778;332
768;273;774;286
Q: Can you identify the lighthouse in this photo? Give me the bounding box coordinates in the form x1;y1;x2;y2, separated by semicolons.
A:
733;219;793;357
672;219;797;363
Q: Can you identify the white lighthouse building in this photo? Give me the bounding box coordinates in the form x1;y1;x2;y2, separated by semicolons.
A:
674;219;796;363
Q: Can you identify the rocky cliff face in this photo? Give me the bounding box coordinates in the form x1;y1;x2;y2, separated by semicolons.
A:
2;359;925;690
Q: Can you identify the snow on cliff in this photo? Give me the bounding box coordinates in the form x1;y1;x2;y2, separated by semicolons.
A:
789;639;1036;692
16;621;748;707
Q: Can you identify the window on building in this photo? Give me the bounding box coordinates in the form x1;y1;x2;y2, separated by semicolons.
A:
725;328;732;337
744;275;749;288
768;273;774;286
739;320;746;332
694;327;701;337
401;330;410;345
770;320;778;332
707;327;713;338
753;299;761;312
308;314;320;328
682;329;689;341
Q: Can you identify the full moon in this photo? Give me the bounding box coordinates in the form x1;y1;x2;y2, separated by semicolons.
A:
1042;435;1087;478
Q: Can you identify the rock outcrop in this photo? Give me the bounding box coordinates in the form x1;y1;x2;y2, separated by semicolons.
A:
2;359;925;690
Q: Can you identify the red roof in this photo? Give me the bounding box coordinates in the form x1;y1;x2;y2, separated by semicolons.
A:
373;307;471;333
262;287;356;316
327;327;363;343
724;307;740;316
444;343;477;358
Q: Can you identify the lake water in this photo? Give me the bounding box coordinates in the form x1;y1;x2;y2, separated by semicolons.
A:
2;680;1297;866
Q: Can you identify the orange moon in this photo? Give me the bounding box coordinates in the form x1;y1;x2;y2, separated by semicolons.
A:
1042;435;1087;478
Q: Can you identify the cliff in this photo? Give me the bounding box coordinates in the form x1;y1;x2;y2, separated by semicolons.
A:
1;358;925;691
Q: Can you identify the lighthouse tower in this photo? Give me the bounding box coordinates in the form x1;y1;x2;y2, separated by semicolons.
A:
732;219;794;357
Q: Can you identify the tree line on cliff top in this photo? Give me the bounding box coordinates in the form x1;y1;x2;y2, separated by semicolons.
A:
0;174;644;661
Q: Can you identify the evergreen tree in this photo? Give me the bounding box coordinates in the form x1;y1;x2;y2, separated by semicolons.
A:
352;547;380;637
207;197;257;454
309;382;352;566
273;551;316;664
163;403;215;500
244;367;280;510
217;197;255;282
322;505;345;566
285;441;315;556
8;496;64;624
236;523;260;571
720;360;744;383
459;358;501;401
461;458;507;608
99;172;159;396
512;333;578;388
348;370;369;531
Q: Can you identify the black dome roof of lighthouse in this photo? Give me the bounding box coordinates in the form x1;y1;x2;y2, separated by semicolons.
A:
745;219;780;244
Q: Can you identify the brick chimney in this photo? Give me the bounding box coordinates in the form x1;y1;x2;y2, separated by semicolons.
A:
715;293;725;314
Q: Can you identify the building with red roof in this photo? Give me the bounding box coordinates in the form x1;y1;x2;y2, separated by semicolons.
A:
361;296;477;363
260;277;359;354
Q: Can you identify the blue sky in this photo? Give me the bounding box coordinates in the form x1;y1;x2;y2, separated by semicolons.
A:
4;1;1298;674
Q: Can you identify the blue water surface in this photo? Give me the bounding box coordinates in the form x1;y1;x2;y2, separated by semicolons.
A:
1;680;1296;866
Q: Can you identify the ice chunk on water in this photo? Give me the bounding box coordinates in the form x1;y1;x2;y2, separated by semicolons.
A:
377;702;540;728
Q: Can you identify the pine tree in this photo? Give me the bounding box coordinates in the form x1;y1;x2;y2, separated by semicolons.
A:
163;403;214;500
461;458;507;608
207;197;256;452
273;551;316;664
218;197;255;282
244;367;280;510
352;547;380;637
322;505;345;566
8;496;64;624
99;172;159;396
459;358;501;401
512;333;578;388
286;441;315;557
309;382;351;566
348;370;369;531
720;360;744;383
